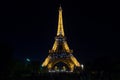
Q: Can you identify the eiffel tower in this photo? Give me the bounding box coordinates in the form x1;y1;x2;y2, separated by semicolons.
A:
42;6;80;72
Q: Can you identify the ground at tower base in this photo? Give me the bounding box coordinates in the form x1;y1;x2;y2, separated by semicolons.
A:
2;69;120;80
0;57;119;80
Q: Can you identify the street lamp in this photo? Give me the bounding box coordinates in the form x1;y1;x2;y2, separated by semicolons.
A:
81;64;84;70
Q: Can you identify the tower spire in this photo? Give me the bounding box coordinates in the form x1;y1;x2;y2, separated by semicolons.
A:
57;5;65;36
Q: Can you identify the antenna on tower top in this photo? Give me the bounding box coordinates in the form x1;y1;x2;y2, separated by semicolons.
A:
59;4;62;10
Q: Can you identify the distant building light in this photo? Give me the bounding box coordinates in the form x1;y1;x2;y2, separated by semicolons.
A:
26;58;30;62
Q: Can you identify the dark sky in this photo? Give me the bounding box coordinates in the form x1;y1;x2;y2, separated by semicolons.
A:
0;0;113;64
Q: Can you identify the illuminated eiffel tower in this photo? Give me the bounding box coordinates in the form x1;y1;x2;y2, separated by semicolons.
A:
42;6;80;72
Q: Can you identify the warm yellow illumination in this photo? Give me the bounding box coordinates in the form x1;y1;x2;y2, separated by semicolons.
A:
52;40;71;53
57;6;65;36
47;62;53;70
48;64;52;69
51;6;71;53
42;56;51;67
42;6;81;72
63;41;70;52
52;41;57;51
55;66;58;70
69;63;74;72
63;66;66;71
70;56;80;67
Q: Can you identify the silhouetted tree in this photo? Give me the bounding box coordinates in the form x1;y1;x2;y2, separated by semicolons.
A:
31;61;40;74
0;43;14;79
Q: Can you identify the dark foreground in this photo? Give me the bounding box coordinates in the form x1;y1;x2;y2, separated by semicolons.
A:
1;71;120;80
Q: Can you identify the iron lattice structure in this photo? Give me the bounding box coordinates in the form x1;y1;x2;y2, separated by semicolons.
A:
42;6;80;72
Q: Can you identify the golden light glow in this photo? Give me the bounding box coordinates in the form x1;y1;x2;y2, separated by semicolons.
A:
70;56;80;67
55;66;58;70
48;64;52;69
63;41;70;52
42;6;81;72
57;6;65;36
42;56;51;67
69;63;74;72
52;41;57;51
63;66;66;71
51;6;71;53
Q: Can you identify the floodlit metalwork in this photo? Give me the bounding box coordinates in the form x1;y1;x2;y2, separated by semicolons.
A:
62;66;66;71
42;6;81;72
42;56;51;67
57;6;64;36
70;56;80;67
52;41;57;51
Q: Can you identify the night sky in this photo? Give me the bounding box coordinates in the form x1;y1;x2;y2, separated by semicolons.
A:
0;0;113;64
